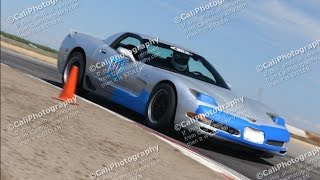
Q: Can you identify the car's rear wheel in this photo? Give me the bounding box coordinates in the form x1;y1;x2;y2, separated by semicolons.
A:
145;83;176;132
62;51;86;95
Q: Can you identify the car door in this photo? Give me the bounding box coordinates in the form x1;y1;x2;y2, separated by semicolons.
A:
92;35;144;97
110;36;145;93
107;35;151;113
90;44;120;94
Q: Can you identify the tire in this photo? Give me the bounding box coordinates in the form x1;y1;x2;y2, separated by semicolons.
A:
62;51;87;95
145;83;176;132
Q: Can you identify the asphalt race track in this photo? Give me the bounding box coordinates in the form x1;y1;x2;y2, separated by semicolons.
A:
1;49;320;180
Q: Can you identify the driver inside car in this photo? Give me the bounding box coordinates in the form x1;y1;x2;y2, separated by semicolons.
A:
170;51;189;72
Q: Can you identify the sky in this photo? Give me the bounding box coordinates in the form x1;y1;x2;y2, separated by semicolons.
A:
1;0;319;132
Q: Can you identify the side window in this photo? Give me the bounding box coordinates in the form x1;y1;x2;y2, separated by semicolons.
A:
147;45;172;59
144;45;173;67
188;58;216;82
119;37;141;47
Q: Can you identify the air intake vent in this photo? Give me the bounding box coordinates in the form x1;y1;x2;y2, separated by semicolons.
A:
267;140;284;147
210;121;240;135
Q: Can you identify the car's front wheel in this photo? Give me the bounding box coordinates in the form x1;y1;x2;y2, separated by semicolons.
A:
145;83;176;132
62;51;86;95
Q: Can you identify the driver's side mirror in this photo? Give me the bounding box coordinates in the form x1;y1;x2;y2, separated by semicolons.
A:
116;47;136;62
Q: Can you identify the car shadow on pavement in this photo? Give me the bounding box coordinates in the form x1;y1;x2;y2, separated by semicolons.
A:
193;137;275;166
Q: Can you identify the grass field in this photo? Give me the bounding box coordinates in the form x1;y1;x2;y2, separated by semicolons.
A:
1;31;58;59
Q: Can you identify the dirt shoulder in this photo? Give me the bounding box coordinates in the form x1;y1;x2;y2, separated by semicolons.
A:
1;64;225;180
1;37;57;64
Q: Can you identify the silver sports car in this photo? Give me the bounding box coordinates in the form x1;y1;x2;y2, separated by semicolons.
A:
57;31;290;156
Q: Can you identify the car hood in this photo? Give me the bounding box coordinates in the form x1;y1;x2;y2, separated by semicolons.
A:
177;75;284;128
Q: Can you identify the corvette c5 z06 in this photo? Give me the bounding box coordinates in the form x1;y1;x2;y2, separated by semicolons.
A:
58;31;290;156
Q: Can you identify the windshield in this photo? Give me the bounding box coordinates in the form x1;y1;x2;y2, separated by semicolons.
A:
140;42;230;90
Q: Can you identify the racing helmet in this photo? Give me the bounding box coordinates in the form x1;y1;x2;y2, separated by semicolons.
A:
171;51;189;71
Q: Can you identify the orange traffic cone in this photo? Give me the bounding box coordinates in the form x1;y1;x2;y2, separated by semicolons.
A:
53;65;78;104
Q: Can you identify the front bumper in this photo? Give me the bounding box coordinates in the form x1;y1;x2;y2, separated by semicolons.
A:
182;105;290;155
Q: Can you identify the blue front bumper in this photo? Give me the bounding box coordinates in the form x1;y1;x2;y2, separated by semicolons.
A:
196;105;290;155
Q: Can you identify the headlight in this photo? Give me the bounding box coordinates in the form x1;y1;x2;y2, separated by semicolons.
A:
189;88;218;106
243;127;265;144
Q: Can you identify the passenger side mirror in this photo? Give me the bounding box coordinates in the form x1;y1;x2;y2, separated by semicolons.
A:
226;81;232;89
116;47;136;62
